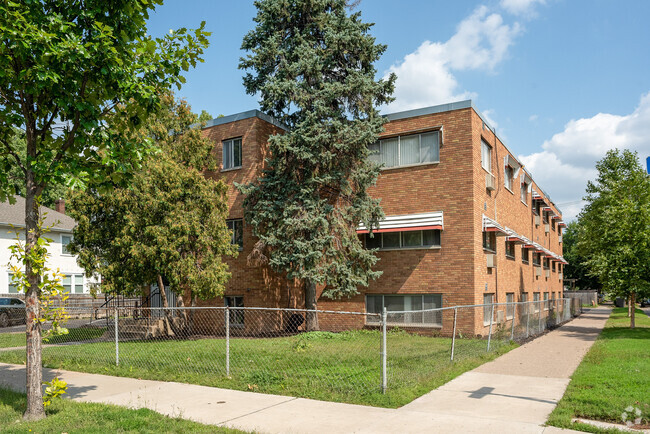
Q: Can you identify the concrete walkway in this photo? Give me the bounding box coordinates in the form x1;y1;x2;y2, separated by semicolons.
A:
0;307;611;433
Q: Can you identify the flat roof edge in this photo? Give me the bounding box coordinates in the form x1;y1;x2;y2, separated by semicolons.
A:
200;110;289;131
383;100;473;121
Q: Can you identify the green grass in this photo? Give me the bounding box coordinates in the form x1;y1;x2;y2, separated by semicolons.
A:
0;329;516;408
0;387;242;433
547;308;650;433
0;327;106;348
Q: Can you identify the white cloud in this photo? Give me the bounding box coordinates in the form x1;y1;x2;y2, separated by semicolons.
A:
384;6;521;112
500;0;546;17
519;93;650;221
529;114;538;122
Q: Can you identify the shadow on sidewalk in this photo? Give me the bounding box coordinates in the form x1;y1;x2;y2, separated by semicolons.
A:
0;364;98;400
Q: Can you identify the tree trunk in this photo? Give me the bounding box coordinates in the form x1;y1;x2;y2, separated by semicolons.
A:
24;169;45;420
305;278;319;331
157;274;169;308
628;294;632;317
630;292;636;329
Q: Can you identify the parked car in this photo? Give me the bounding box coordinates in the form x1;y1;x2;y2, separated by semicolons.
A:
0;297;26;327
640;298;650;308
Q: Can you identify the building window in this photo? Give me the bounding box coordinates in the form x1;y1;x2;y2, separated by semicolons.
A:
369;131;440;169
505;241;516;259
504;165;514;191
222;138;242;170
364;230;440;250
61;235;72;255
481;140;492;173
506;293;515;319
366;294;442;326
62;274;84;294
533;292;540;312
543;258;549;270
552;261;556;272
521;181;529;204
227;219;243;249
551;219;556;231
7;273;19;294
533;201;541;216
483;232;496;253
225;296;244;327
543;292;549;310
532;252;541;267
521;247;530;264
483;293;494;326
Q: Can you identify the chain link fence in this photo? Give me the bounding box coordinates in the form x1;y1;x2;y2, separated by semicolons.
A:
0;299;582;404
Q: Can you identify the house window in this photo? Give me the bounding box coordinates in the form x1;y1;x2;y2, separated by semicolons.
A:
533;292;540;312
505;241;515;259
521;181;529;204
366;294;442;326
483;293;494;326
61;235;72;255
506;293;515;319
364;230;441;250
227;219;243;249
521;247;530;264
62;274;84;294
532;252;541;266
543;211;549;224
504;165;514;191
222;138;242;170
552;261;556;272
521;292;528;314
483;232;496;253
7;273;19;294
543;292;549;310
543;258;549;270
369;131;440;168
481;140;492;173
551;219;556;231
533;201;541;216
225;296;244;327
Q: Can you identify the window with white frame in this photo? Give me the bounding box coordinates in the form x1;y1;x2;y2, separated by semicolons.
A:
222;138;242;170
533;292;540;312
364;230;440;250
368;131;440;169
506;293;515;319
62;274;84;294
521;292;529;314
521;181;529;204
61;235;72;255
543;292;549;310
504;165;514;191
225;295;244;327
7;273;19;294
481;140;492;173
366;294;442;326
483;293;494;326
227;219;243;249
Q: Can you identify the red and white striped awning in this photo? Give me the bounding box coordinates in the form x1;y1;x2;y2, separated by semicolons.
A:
557;221;566;227
483;215;508;235
551;215;562;220
357;211;443;234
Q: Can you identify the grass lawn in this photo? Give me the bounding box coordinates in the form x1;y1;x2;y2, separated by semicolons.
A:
0;329;516;408
0;387;242;433
547;308;650;433
0;327;106;349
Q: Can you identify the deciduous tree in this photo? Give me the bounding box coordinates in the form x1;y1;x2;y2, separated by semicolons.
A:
0;1;209;419
238;0;395;330
577;149;650;328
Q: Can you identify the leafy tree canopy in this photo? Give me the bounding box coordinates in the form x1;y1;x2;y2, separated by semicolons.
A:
562;221;601;291
68;93;237;301
238;0;395;317
577;149;650;327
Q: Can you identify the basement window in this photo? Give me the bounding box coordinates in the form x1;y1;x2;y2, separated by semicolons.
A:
366;294;442;326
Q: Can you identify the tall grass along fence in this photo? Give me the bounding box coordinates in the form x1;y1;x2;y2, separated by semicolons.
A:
0;299;582;406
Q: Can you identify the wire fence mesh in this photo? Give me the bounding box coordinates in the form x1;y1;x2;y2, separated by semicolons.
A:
0;298;582;405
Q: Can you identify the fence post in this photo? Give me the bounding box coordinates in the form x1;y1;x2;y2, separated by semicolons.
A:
526;303;530;337
538;301;543;332
450;307;458;361
487;303;494;352
381;307;387;394
114;307;119;366
510;303;516;341
225;307;230;377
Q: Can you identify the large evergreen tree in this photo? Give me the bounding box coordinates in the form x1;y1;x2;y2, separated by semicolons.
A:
0;1;209;419
577;149;650;328
238;0;395;329
68;93;237;315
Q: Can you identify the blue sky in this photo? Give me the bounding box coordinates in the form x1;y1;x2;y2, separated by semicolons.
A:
147;0;650;220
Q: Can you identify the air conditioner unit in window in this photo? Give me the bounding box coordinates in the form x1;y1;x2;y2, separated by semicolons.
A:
544;223;550;233
559;273;563;280
558;236;563;243
486;173;496;191
496;310;505;324
545;269;551;278
535;266;542;276
486;254;496;268
534;215;540;226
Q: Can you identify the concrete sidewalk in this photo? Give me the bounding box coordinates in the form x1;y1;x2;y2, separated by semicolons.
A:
0;307;611;433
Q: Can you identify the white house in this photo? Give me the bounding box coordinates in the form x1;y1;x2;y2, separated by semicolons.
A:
0;196;99;295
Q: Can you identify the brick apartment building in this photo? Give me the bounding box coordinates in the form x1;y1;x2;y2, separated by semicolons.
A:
198;100;567;335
